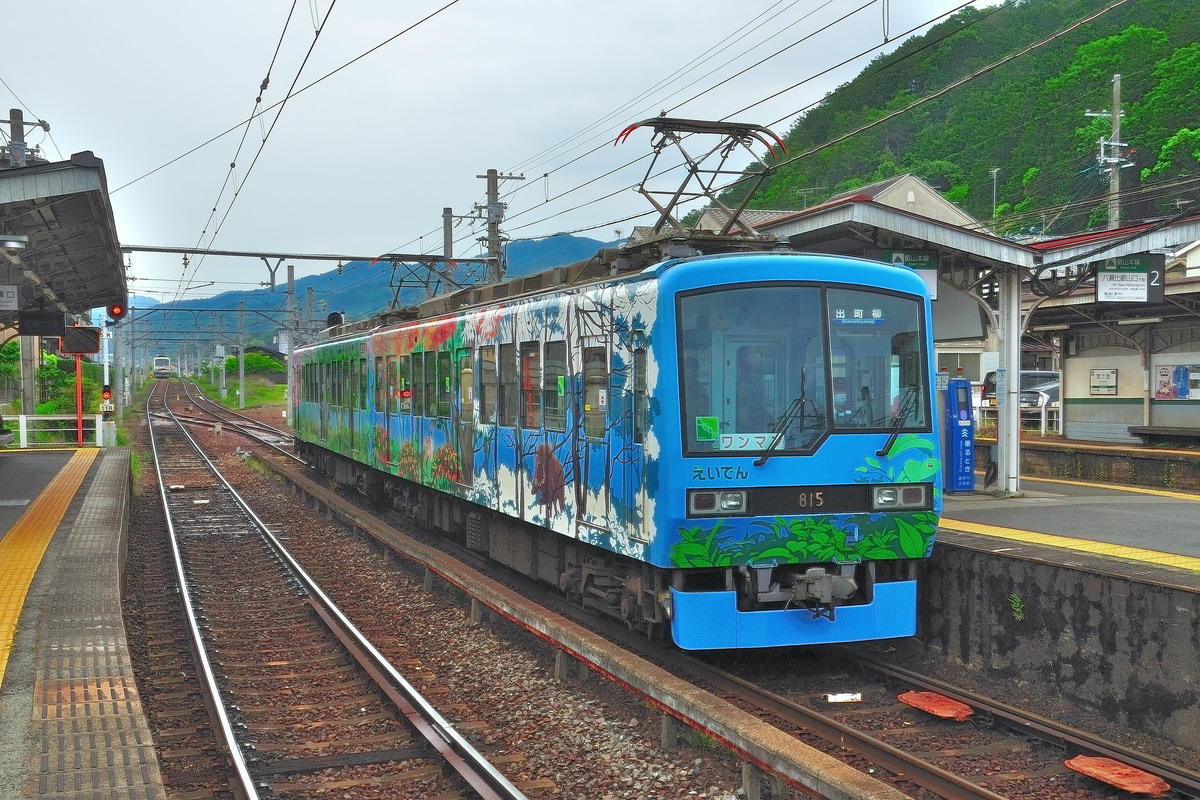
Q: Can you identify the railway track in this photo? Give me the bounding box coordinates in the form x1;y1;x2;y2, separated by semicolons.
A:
143;381;529;799
149;388;1200;800
665;649;1200;800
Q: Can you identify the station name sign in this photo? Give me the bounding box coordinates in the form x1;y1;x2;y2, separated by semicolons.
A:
883;249;938;299
1094;253;1165;303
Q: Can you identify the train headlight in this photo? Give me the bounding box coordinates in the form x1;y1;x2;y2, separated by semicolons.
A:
688;489;748;516
719;491;745;511
871;484;930;510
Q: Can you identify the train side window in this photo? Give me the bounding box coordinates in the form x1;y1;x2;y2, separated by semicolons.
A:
520;341;542;428
544;340;567;432
374;357;384;411
412;353;425;416
360;357;368;409
499;343;517;426
397;355;409;414
480;345;497;424
424;351;439;418
437;350;452;418
633;347;646;443
583;345;607;438
383;356;395;415
458;349;473;418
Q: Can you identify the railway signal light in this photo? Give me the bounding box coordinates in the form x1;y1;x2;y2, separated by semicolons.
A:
101;384;112;401
107;302;126;321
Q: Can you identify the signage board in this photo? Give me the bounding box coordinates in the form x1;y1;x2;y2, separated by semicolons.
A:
59;326;101;355
884;249;939;299
1154;365;1200;400
0;285;17;311
18;310;65;337
1094;253;1165;303
1089;368;1118;396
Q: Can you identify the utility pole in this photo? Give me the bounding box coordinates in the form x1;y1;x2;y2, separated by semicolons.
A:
1086;74;1126;230
990;168;999;223
476;169;524;283
285;264;296;423
238;301;246;410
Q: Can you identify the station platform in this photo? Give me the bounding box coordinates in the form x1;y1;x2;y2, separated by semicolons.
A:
942;475;1200;567
0;447;165;800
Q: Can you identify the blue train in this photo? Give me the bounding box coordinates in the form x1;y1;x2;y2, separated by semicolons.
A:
292;248;942;649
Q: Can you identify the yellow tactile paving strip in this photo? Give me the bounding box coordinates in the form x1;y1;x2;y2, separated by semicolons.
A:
941;475;1200;573
0;448;97;688
940;518;1200;572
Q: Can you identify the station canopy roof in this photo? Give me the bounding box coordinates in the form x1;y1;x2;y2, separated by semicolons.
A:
0;151;126;330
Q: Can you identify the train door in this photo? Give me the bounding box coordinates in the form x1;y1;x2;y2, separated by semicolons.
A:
319;360;328;441
613;341;646;542
497;342;519;511
575;340;610;534
456;348;475;486
722;337;786;441
518;339;547;524
348;356;358;454
477;345;499;501
396;354;411;465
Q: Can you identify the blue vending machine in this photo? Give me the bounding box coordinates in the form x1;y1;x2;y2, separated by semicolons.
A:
944;378;975;494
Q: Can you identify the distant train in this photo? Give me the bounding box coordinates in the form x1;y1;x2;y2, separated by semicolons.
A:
291;248;942;649
152;356;173;379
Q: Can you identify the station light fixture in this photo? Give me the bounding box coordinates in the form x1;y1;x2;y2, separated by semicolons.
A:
1031;324;1070;331
1116;316;1162;326
1;234;28;266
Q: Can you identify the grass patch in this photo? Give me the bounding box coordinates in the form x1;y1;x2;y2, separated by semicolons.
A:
194;375;287;409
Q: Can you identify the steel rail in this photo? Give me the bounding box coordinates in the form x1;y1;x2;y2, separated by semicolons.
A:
148;382;528;800
146;380;261;800
683;656;1012;800
855;656;1200;799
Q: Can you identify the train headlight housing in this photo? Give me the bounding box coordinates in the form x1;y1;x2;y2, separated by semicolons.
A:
720;491;745;511
870;484;930;511
688;489;748;516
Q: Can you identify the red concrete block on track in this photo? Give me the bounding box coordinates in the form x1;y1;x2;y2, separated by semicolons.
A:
1064;754;1171;797
896;690;973;721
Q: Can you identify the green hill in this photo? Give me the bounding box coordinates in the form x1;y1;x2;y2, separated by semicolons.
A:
730;0;1200;236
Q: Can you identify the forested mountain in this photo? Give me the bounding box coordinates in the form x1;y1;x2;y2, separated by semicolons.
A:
731;0;1200;237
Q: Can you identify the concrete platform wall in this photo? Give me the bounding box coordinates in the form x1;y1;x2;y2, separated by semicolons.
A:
918;536;1200;750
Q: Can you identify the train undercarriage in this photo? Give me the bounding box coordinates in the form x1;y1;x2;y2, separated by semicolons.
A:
298;442;909;642
299;441;674;639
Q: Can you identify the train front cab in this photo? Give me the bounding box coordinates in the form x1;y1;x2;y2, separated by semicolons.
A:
657;254;941;650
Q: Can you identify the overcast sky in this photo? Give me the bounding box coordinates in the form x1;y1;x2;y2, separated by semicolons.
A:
4;0;983;302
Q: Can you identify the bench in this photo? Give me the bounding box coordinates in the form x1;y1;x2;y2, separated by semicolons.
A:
1128;426;1200;446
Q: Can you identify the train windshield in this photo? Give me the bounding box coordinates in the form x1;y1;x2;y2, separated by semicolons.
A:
678;284;928;455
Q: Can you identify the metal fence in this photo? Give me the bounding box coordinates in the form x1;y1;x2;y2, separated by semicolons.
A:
2;414;105;448
977;405;1062;436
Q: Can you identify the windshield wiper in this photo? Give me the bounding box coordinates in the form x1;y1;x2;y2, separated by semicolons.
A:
754;368;809;467
876;387;918;457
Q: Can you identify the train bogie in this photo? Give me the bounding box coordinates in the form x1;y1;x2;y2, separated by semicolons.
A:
293;251;942;649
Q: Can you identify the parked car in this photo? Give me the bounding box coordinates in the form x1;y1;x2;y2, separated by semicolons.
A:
1019;379;1060;408
0;413;13;447
980;370;1058;407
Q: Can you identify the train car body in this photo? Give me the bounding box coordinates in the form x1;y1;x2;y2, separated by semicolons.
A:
292;251;942;649
152;356;172;379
